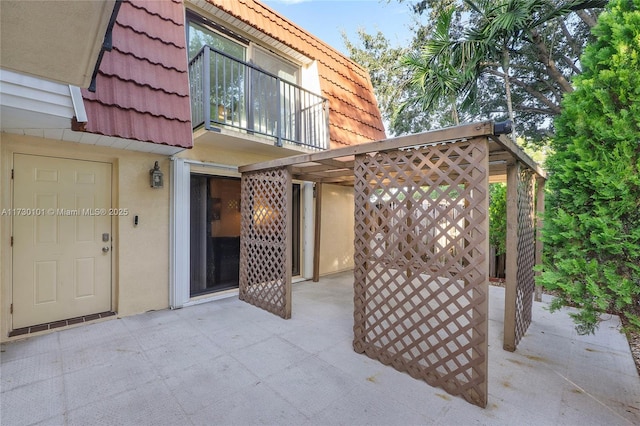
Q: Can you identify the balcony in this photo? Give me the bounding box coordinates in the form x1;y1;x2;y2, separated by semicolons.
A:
189;45;329;151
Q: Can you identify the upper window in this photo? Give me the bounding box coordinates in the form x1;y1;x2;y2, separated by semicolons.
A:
187;18;246;61
186;13;300;82
185;11;328;150
252;46;299;85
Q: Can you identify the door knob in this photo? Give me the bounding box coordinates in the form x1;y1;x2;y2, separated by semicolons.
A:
102;246;110;253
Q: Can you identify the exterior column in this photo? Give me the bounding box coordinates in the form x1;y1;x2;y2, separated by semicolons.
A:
534;177;546;302
302;182;314;280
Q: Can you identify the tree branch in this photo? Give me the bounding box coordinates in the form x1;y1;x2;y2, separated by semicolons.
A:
561;54;582;75
518;107;557;116
530;28;575;94
576;9;598;28
560;20;582;58
485;68;562;114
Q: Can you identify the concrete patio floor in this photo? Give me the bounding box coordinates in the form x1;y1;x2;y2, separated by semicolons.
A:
1;271;639;426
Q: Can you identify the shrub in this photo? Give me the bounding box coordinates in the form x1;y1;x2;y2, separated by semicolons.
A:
537;0;640;334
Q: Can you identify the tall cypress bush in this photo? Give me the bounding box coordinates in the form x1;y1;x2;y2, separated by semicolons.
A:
538;0;640;334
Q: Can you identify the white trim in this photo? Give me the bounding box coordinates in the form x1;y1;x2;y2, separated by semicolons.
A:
302;182;314;280
170;158;240;309
169;157;191;309
68;85;87;123
182;159;238;172
0;69;74;118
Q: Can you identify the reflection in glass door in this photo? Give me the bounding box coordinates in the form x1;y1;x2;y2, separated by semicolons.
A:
190;175;242;296
292;183;300;276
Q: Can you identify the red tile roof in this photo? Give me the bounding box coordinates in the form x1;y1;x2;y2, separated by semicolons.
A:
206;0;386;148
81;0;385;150
81;0;192;149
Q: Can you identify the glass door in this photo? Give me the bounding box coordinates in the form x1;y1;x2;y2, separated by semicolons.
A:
292;183;301;276
251;46;300;141
190;175;242;296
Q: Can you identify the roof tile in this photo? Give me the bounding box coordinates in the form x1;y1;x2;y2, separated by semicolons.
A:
128;0;185;26
83;101;193;148
116;2;186;49
82;74;190;122
81;0;192;149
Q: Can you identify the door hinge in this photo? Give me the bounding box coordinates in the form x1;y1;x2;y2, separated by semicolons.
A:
11;169;14;179
10;236;13;247
10;304;13;314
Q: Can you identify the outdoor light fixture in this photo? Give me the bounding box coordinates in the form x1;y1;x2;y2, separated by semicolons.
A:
493;120;513;135
149;161;164;188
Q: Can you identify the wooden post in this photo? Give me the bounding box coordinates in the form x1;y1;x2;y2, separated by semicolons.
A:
475;138;490;407
503;162;519;352
534;177;545;302
313;183;322;282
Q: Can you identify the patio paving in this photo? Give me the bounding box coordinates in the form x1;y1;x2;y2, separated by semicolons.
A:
1;271;639;426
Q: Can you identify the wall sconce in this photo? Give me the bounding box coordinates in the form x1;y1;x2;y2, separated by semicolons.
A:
149;161;163;188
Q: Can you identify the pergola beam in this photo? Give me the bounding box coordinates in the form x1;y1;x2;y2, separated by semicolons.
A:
489;134;546;179
241;123;544;185
239;121;496;174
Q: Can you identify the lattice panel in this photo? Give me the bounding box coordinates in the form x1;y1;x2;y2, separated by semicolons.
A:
239;168;291;319
514;167;536;345
353;139;489;408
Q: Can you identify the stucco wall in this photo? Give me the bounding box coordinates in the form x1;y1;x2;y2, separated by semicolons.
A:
0;134;170;341
319;184;355;275
0;132;358;340
115;154;170;316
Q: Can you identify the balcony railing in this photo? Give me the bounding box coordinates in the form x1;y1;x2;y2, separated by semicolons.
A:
189;45;329;150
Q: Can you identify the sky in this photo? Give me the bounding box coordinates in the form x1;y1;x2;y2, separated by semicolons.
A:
263;0;417;55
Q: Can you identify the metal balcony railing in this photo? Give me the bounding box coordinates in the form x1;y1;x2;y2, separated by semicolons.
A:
189;45;329;150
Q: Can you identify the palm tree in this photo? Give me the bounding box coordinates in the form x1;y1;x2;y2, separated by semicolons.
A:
404;0;608;141
400;8;469;126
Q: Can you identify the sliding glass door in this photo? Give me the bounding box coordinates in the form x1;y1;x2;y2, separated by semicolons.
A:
190;175;242;296
190;175;301;297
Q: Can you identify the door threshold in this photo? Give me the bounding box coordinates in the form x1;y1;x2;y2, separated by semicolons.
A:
183;288;239;307
8;311;116;338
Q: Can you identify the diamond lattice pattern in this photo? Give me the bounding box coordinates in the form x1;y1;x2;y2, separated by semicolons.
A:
239;168;291;318
353;140;489;407
514;167;536;345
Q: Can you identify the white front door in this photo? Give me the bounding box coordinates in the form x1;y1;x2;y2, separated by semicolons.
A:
12;154;112;328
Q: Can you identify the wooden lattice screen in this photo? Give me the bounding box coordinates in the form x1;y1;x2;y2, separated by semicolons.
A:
504;163;536;350
239;168;292;318
353;139;490;408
